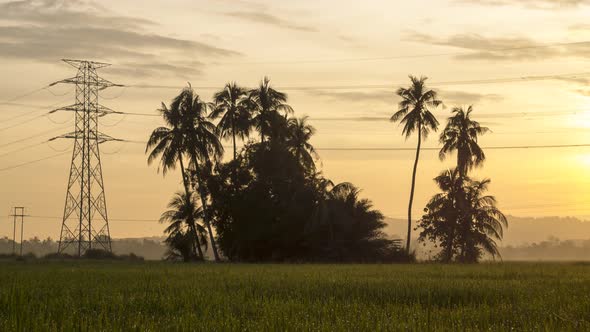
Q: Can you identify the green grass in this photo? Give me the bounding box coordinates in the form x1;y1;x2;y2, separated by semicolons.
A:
0;262;589;331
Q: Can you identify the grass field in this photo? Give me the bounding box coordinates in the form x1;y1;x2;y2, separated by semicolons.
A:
0;262;589;331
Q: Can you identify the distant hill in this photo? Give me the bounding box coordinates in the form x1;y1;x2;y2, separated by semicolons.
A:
383;215;590;261
383;215;590;246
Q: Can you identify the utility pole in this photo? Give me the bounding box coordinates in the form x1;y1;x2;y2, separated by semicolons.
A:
49;59;122;256
10;207;26;256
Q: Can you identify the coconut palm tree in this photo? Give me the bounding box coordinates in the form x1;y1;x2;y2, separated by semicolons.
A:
418;168;464;262
439;106;490;177
211;82;253;160
160;191;208;261
311;181;391;261
146;98;203;259
249;77;293;143
177;87;224;262
286;116;319;171
391;75;442;253
418;171;507;263
457;178;507;263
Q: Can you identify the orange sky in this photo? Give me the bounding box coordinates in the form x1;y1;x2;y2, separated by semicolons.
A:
0;0;589;239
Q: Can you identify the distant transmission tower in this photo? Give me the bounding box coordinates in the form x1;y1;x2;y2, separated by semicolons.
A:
49;59;122;256
10;207;26;256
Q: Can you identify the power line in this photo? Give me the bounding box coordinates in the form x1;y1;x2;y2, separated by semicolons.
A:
123;140;590;151
0;113;48;132
0;150;70;173
0;109;41;123
0;98;74;132
25;215;160;223
0;141;48;158
317;144;590;151
1;142;587;175
0;112;73;132
100;114;128;127
116;112;159;117
0;86;50;105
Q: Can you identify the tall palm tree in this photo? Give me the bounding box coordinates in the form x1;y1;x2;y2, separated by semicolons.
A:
146;99;203;259
286;116;319;171
249;77;293;143
439;106;490;177
391;75;442;253
211;82;253;160
159;191;208;260
177;87;224;262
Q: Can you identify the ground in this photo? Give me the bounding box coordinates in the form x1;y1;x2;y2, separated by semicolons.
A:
0;262;588;331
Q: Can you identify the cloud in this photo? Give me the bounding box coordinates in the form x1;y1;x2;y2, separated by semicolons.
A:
224;11;318;32
457;0;590;9
305;89;395;104
556;76;590;97
404;31;590;61
439;90;503;105
569;24;590;31
306;88;502;106
0;0;241;78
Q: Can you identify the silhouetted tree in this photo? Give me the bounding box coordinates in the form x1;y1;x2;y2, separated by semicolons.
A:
417;169;464;262
457;178;507;262
305;181;403;261
286;116;319;172
150;80;408;263
249;77;293;143
391;76;442;253
176;87;224;262
439;106;489;177
146;96;203;258
207;120;406;262
418;170;507;263
163;232;194;262
160;191;208;261
211;82;253;160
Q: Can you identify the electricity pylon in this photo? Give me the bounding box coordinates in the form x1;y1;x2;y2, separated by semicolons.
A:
50;59;122;256
10;207;26;255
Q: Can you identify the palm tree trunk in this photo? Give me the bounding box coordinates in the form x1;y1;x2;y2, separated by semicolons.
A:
444;226;454;262
232;122;238;160
407;129;422;254
190;154;221;262
178;156;204;260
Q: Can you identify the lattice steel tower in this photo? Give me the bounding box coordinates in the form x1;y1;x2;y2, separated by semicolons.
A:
50;59;122;256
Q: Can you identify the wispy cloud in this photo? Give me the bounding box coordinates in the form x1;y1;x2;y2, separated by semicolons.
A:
556;76;590;97
457;0;590;9
0;0;241;78
569;24;590;31
439;90;503;105
306;88;502;106
305;90;395;104
223;11;318;32
404;31;590;61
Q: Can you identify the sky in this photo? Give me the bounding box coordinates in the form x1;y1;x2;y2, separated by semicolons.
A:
0;0;589;239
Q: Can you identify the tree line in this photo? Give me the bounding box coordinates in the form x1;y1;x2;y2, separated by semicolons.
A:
147;76;506;263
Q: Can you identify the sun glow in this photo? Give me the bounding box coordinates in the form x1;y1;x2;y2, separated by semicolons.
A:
579;153;590;166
